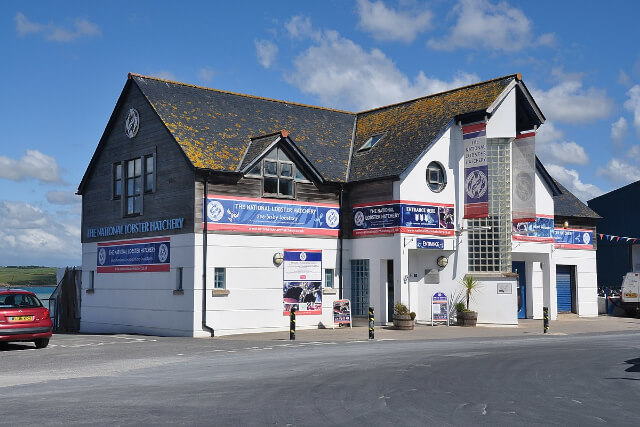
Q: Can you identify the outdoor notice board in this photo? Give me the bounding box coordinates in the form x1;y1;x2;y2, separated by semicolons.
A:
283;249;322;315
431;292;449;326
332;299;352;329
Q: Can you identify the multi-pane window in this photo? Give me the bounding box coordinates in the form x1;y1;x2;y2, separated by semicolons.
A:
144;155;154;193
176;267;183;291
426;161;446;192
113;164;122;199
126;158;142;215
246;147;310;198
350;260;370;316
468;139;512;272
214;267;226;289
324;269;334;288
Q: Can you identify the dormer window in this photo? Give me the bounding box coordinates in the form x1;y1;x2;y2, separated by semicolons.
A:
358;133;385;152
245;147;310;198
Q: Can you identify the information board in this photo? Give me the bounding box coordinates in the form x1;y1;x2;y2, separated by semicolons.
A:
332;299;352;328
431;292;449;326
97;237;170;273
283;249;322;315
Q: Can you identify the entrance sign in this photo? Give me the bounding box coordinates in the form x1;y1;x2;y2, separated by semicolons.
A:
283;249;322;315
97;237;170;273
352;201;454;236
205;195;339;236
463;123;488;219
512;132;536;223
332;299;352;329
431;292;449;326
417;238;445;249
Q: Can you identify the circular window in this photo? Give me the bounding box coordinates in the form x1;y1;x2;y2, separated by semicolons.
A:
426;161;446;192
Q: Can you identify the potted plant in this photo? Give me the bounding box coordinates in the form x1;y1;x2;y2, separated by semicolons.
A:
457;275;482;327
393;303;414;330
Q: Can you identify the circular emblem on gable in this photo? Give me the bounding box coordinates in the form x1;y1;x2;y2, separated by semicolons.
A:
207;201;224;222
583;232;591;245
158;243;169;263
354;211;365;227
465;170;488;199
515;172;534;202
125;108;140;139
326;209;340;228
98;248;106;266
299;252;307;261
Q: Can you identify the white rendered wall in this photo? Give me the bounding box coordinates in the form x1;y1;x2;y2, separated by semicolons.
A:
80;233;197;336
486;88;516;139
554;248;598;317
195;233;342;336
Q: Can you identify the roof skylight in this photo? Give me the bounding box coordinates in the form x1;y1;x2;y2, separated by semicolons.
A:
357;133;385;152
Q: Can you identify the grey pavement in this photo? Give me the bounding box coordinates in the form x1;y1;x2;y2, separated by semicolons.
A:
218;314;640;342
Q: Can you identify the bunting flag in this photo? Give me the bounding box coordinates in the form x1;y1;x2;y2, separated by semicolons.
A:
512;131;536;223
463;123;488;219
597;233;640;244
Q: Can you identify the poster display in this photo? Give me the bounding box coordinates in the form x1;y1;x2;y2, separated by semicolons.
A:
352;201;454;236
97;237;170;273
553;229;594;249
332;299;352;327
512;216;554;243
512;132;536;223
463;123;489;219
283;249;322;315
204;195;340;236
431;292;449;325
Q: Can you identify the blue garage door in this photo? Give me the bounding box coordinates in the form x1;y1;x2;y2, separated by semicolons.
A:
556;265;573;312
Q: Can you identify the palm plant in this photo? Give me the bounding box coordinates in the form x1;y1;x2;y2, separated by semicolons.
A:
460;275;481;311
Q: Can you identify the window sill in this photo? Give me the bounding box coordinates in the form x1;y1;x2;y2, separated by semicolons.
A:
212;289;230;297
173;289;184;295
323;288;337;295
86;289;95;294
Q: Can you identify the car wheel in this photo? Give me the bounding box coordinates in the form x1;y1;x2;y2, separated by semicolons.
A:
0;342;9;350
34;338;49;349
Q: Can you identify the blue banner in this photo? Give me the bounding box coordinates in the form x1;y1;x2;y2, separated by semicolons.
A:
553;229;594;248
463;123;489;218
417;238;445;249
97;238;170;273
205;196;340;236
353;202;454;236
513;217;554;241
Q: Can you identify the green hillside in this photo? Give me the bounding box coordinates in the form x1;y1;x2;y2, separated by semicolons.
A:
0;266;57;287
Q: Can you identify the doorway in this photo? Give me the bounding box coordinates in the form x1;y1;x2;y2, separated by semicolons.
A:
512;261;527;319
556;265;576;313
387;260;394;322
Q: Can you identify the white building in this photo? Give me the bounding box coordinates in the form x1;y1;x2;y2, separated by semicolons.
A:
77;73;599;336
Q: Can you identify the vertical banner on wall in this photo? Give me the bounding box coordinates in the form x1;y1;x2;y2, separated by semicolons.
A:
463;123;489;219
283;249;322;315
512;131;536;223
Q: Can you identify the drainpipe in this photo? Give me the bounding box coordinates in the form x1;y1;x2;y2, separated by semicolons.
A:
202;173;215;337
339;184;344;299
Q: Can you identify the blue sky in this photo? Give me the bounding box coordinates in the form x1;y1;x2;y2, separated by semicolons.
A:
1;0;639;267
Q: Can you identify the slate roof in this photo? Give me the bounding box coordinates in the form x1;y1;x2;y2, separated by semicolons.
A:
349;75;517;181
239;133;281;171
132;74;355;182
552;179;601;219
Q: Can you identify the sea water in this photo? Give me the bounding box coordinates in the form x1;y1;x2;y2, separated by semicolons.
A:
19;286;57;302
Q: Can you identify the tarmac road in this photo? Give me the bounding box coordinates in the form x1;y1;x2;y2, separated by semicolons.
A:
1;328;640;426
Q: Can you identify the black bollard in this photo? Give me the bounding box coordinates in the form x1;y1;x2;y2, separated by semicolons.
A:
368;307;374;340
543;306;549;334
290;306;296;340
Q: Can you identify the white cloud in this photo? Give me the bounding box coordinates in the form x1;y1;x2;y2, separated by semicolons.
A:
285;16;320;41
596;157;640;186
151;71;177;81
0;150;63;184
427;0;552;52
46;190;80;205
545;164;603;202
611;117;628;145
285;27;478;110
532;70;613;124
198;67;215;82
356;0;433;43
619;70;631;86
535;121;589;166
254;39;279;69
624;85;640;136
0;201;80;266
15;12;101;42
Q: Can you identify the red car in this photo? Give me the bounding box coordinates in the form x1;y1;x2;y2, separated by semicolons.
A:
0;289;53;349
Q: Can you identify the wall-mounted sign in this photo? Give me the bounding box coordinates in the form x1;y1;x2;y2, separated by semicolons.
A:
512;132;536;223
497;283;512;294
463;123;488;219
97;237;170;273
87;217;184;239
205;195;339;236
283;249;322;315
512;215;554;243
333;299;352;327
125;108;139;139
417;238;445;249
352;201;454;236
553;229;594;250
